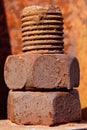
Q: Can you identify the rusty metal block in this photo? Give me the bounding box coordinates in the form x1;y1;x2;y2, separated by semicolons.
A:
8;89;81;125
4;52;80;90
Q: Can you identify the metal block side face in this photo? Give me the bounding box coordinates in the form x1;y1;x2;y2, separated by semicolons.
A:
69;57;80;88
32;55;63;89
28;54;80;90
25;54;70;90
53;90;81;124
4;55;27;89
8;91;55;125
8;90;81;125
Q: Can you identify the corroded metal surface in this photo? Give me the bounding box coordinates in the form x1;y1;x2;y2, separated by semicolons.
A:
8;89;81;125
3;0;87;119
4;5;81;126
4;53;80;90
4;5;80;90
21;5;64;53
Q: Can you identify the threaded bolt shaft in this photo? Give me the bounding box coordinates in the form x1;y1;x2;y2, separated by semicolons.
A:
21;5;64;54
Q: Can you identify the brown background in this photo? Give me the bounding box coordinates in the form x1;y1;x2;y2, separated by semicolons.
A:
0;0;87;119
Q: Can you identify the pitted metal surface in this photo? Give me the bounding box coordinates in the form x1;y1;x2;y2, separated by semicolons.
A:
21;5;64;53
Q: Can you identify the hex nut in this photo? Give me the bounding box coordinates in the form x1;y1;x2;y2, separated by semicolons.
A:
8;89;81;125
4;52;80;90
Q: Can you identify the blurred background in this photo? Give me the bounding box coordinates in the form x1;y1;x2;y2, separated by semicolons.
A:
0;0;87;120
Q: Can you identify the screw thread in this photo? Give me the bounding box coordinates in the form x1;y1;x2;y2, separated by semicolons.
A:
21;5;64;53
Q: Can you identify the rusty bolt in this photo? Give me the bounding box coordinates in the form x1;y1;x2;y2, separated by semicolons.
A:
4;5;80;90
4;5;81;126
21;5;64;53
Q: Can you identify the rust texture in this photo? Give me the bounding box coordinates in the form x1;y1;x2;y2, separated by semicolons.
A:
4;53;80;90
1;0;87;120
21;5;64;53
8;89;81;125
4;5;80;91
4;5;81;125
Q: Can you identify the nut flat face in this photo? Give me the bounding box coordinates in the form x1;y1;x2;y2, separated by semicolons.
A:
21;5;64;53
8;89;81;125
32;55;65;89
25;53;80;90
4;54;27;90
